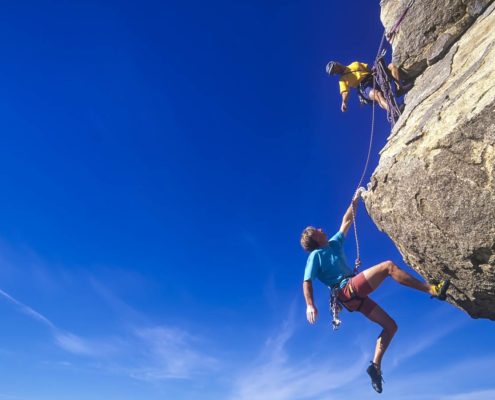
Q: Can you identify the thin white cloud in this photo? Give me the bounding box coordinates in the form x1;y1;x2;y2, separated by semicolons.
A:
391;307;466;367
88;277;144;323
0;288;56;330
230;300;368;400
0;287;117;357
367;355;495;400
54;332;119;358
0;287;218;382
303;353;495;400
123;326;218;381
55;332;97;356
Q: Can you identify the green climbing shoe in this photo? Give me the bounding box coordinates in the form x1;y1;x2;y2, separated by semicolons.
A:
366;362;384;393
431;279;450;300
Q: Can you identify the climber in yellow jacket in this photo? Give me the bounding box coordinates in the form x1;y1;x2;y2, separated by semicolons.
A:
326;60;407;112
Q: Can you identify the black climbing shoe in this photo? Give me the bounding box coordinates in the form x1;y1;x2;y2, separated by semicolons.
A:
431;279;450;300
366;362;384;393
396;82;414;97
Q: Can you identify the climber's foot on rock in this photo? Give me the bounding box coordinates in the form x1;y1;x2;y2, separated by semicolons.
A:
396;82;414;97
431;279;450;300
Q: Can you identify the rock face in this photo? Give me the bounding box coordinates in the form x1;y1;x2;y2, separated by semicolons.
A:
365;2;495;319
380;0;494;77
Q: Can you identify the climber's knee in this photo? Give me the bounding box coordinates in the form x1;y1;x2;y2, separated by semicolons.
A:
384;260;398;275
385;317;398;336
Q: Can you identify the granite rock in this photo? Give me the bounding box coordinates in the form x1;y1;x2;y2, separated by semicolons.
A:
365;3;495;319
380;0;494;76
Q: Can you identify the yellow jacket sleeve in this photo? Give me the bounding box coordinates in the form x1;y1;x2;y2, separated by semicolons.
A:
339;79;349;94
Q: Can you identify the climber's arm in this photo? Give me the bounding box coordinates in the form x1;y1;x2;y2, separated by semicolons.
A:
303;280;318;324
339;189;363;236
341;91;349;112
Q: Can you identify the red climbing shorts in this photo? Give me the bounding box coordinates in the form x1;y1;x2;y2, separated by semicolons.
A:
338;272;377;317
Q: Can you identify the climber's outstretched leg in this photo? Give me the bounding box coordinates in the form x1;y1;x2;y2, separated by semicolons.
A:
362;260;433;294
363;303;398;393
362;260;450;299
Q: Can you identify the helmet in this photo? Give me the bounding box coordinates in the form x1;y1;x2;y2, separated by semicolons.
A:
326;61;336;75
325;61;341;75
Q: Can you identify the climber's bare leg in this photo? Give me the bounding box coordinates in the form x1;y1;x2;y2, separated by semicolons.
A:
362;260;434;294
388;63;402;90
364;303;398;369
369;89;389;111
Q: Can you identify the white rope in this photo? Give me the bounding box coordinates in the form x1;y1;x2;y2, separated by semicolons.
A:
329;36;382;331
329;1;416;331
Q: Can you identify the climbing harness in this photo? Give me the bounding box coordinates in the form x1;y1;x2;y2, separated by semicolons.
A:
354;53;401;125
356;74;374;106
340;278;367;312
329;273;368;330
375;50;402;125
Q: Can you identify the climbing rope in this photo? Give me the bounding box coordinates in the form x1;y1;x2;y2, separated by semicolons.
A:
379;0;417;124
386;0;416;44
351;195;363;273
349;31;385;272
330;67;378;330
372;0;417;125
375;51;402;125
358;0;417;185
330;0;416;330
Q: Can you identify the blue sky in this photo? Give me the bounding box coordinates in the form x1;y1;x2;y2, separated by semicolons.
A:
0;1;493;399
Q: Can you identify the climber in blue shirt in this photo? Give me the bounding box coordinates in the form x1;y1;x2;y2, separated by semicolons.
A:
300;188;450;393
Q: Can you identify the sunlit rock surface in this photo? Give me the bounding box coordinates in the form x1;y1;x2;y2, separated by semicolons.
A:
365;2;495;319
380;0;494;76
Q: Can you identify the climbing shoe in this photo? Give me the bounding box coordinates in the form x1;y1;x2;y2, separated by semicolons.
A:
366;362;384;393
396;82;414;97
431;279;450;300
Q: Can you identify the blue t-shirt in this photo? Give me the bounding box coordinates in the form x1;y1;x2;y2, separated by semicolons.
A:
303;231;353;287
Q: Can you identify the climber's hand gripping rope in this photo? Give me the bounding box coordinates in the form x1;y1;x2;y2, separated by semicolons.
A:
353;187;365;202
